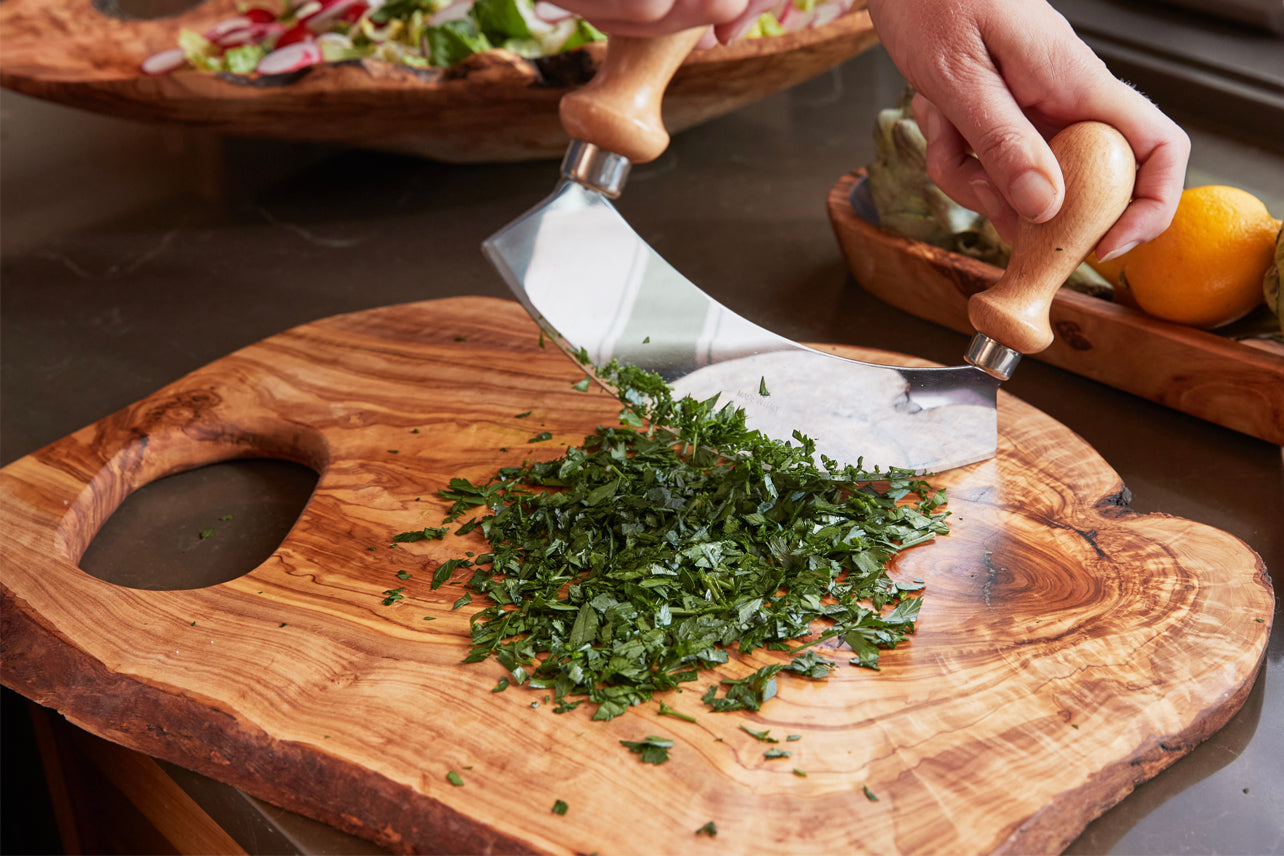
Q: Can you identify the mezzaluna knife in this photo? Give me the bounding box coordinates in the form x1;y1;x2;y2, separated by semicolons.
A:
484;30;1135;473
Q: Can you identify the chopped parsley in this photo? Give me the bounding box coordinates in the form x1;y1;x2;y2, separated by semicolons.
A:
395;360;945;721
658;702;697;723
392;527;447;543
620;735;673;765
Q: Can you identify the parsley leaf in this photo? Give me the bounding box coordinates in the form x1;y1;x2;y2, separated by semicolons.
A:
620;735;673;765
740;725;778;743
392;527;447;543
658;702;697;723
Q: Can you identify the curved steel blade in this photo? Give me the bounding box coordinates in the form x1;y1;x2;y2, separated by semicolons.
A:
483;181;997;474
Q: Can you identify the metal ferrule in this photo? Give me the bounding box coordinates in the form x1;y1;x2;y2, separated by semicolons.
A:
965;333;1022;381
560;139;631;198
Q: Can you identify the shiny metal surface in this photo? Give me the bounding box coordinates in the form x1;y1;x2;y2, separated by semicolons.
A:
559;140;631;197
485;178;998;473
965;333;1023;380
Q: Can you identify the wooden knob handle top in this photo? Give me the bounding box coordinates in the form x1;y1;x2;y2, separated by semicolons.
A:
968;122;1137;355
559;28;706;164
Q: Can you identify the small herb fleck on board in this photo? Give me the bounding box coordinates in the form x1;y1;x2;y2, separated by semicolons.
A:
620;735;673;765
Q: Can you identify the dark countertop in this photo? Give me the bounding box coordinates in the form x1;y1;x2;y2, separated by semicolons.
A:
3;26;1282;856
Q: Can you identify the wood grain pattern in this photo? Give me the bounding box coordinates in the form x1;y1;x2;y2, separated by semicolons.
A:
0;0;878;163
828;171;1284;446
1;296;1273;855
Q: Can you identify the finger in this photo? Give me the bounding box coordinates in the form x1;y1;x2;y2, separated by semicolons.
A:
913;94;1019;241
1087;100;1190;259
712;0;778;42
695;25;719;49
907;15;1067;225
950;85;1065;226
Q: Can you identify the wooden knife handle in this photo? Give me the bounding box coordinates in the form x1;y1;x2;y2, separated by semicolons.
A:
559;28;706;164
968;122;1137;354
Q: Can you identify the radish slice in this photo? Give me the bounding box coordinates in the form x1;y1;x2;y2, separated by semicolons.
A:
276;22;313;47
429;0;473;26
533;2;572;23
256;40;323;74
242;7;277;23
302;0;368;32
141;46;186;75
204;15;253;42
216;21;284;47
338;1;368;23
778;3;815;31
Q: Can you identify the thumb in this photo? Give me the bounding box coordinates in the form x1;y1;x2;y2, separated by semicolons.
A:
951;89;1065;225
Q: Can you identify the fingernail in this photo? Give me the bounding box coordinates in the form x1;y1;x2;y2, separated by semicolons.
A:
969;178;1004;220
1096;240;1139;263
919;109;941;143
1009;170;1059;222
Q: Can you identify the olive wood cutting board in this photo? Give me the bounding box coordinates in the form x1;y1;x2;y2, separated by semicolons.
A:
1;296;1273;855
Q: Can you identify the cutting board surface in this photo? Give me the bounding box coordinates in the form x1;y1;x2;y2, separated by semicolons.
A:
1;297;1272;855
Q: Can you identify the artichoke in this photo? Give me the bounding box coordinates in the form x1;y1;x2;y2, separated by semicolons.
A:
1264;222;1283;336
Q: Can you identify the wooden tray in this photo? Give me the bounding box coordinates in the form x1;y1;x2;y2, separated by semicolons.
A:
828;170;1284;446
0;0;878;163
1;297;1272;855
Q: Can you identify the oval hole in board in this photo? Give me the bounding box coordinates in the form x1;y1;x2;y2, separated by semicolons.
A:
78;458;318;591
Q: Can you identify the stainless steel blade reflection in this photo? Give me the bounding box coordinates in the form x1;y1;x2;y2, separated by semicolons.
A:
484;180;998;474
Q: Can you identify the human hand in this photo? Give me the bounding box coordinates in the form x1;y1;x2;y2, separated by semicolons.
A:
546;0;779;46
867;0;1190;261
